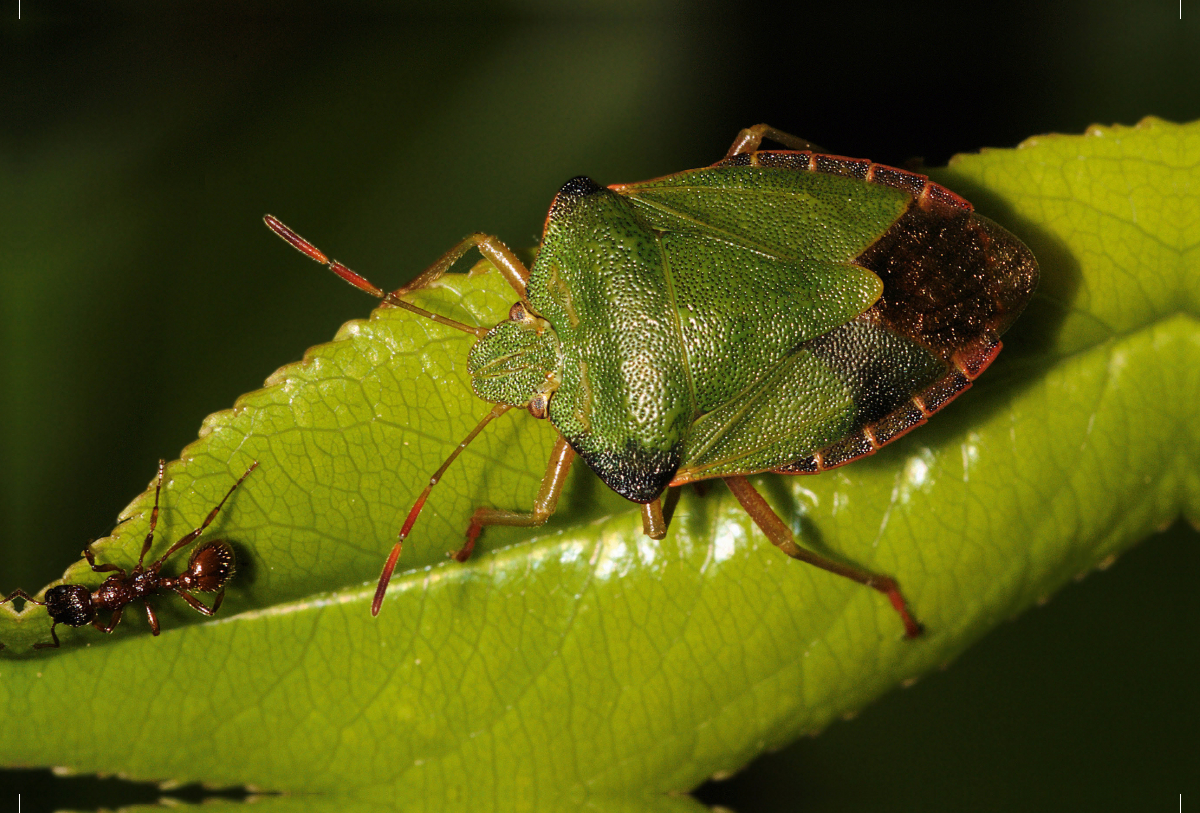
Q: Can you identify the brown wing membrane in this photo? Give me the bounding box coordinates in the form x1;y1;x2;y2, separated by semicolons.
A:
776;192;1038;474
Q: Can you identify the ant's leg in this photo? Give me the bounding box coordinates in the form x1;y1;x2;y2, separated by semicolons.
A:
136;460;166;569
143;603;161;635
32;623;61;650
172;588;222;617
725;124;827;158
84;548;125;576
451;436;576;563
151;462;258;569
83;548;125;576
92;607;124;634
723;475;922;639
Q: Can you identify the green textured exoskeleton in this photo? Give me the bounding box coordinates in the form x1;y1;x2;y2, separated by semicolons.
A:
266;124;1038;637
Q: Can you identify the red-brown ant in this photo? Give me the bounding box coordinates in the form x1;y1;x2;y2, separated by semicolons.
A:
1;460;256;649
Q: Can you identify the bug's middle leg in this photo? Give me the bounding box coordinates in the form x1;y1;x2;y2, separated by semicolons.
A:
452;436;576;562
143;602;161;635
723;475;922;638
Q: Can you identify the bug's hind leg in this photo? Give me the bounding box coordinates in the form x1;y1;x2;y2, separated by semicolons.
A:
726;125;828;158
723;475;923;638
452;436;576;563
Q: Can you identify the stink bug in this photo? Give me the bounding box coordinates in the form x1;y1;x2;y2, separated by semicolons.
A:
266;124;1038;637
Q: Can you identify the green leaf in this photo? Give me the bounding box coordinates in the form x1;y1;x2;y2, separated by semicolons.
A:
2;118;1196;812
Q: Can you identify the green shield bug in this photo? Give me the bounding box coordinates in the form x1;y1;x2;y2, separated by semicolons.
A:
265;124;1038;638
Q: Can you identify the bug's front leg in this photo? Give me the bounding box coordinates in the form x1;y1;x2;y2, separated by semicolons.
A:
452;436;576;562
725;124;827;158
394;233;532;304
723;475;923;638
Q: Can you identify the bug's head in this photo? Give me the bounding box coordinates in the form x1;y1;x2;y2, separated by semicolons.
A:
468;302;561;419
43;585;95;627
181;540;237;593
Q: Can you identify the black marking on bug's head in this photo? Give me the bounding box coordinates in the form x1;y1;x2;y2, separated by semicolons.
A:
548;176;606;218
43;585;94;627
570;437;682;504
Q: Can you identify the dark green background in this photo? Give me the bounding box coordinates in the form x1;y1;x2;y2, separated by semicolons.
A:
3;2;1197;811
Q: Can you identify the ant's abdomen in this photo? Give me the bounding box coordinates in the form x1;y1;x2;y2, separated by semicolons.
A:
184;540;236;593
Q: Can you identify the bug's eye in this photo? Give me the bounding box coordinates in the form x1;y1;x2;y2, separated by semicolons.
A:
528;392;551;419
509;302;528;322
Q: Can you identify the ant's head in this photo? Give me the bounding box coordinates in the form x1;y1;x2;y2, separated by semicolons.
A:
180;540;236;593
43;585;95;627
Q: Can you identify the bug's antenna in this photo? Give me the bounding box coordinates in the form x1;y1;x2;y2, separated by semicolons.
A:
264;215;488;339
372;403;511;616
